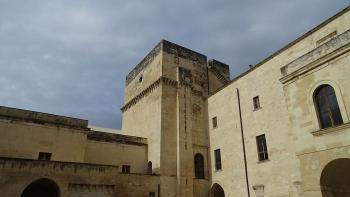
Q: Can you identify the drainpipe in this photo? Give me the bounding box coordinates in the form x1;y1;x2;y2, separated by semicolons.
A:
236;88;251;197
207;65;210;95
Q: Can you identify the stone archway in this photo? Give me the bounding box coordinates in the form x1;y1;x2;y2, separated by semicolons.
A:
21;178;60;197
210;183;225;197
320;158;350;197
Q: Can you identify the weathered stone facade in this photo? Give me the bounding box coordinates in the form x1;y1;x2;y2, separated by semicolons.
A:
208;5;350;197
0;5;349;197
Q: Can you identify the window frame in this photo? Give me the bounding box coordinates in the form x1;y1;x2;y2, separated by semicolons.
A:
121;165;131;174
38;152;52;161
313;85;343;129
309;81;348;133
253;96;261;110
256;134;269;162
194;153;205;179
214;149;222;171
212;116;218;129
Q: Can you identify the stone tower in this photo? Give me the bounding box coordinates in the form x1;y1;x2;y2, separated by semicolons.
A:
121;40;229;197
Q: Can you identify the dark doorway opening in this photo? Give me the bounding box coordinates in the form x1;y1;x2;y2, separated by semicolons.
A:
210;183;225;197
22;178;60;197
320;158;350;197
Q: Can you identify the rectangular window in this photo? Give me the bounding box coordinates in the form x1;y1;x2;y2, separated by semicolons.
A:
212;116;218;128
38;152;52;161
149;192;156;197
256;134;269;161
253;96;260;110
214;149;222;170
122;165;131;173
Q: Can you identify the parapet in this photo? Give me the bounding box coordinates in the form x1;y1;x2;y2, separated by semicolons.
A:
208;59;230;81
125;39;207;85
0;157;118;174
87;130;148;146
0;106;88;129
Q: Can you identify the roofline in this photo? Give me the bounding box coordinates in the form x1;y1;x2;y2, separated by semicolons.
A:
209;5;350;97
0;105;88;129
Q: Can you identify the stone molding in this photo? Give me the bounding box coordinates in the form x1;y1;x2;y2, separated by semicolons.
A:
280;29;350;84
0;106;88;130
0;157;118;173
122;77;175;112
311;122;350;136
121;76;195;112
68;183;116;192
87;130;148;146
209;6;350;97
209;66;229;84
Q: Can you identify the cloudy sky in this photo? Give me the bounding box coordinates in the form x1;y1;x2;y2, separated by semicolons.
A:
0;1;348;129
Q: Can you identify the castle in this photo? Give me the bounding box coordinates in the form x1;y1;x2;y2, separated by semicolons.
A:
0;5;349;197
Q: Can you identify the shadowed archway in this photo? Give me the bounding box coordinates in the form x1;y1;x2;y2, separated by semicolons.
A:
210;183;225;197
320;158;350;197
22;178;60;197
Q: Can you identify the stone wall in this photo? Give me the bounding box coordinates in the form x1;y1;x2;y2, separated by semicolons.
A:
207;5;350;197
280;9;350;196
122;39;230;197
85;131;148;174
0;157;119;197
0;117;87;162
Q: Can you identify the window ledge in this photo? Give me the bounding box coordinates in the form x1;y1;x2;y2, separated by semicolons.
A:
311;122;350;136
257;159;270;164
253;107;262;112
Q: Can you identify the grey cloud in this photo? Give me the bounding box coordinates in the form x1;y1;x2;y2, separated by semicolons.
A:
0;0;349;128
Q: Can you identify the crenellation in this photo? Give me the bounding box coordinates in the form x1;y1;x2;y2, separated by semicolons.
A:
162;40;207;65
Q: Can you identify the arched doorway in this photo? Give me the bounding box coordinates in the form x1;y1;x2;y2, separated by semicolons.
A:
210;183;225;197
320;158;350;197
22;178;60;197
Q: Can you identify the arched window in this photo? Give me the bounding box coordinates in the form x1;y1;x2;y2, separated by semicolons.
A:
194;153;205;179
314;85;343;129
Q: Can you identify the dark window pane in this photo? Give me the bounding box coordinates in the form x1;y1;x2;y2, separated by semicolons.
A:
315;85;343;129
38;152;52;161
256;134;268;161
332;108;343;126
212;117;218;128
320;112;332;128
149;192;155;197
122;165;131;174
317;97;327;113
253;96;260;109
194;154;205;179
328;93;338;109
214;149;222;170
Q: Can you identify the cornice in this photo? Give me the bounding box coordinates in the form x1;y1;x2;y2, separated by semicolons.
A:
280;29;350;84
121;77;178;112
121;76;198;112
